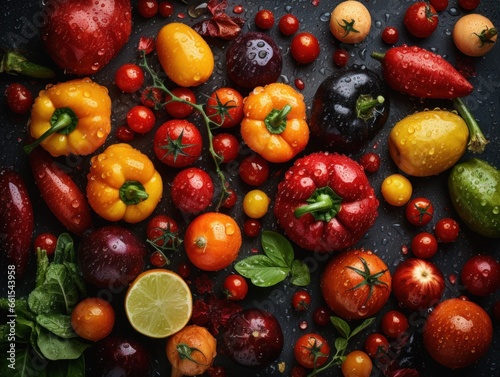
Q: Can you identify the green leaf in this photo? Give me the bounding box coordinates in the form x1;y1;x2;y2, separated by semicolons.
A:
261;230;294;267
15;316;36;342
66;355;85;377
235;255;289;287
53;234;75;265
36;315;77;339
350;317;376;338
330;316;350;338
0;344;47;377
334;337;348;352
63;262;86;298
36;327;89;361
289;259;310;286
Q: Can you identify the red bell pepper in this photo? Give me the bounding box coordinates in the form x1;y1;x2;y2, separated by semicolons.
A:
274;152;379;252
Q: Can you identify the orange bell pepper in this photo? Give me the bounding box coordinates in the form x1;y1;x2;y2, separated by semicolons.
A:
24;78;111;157
240;83;309;163
86;143;163;223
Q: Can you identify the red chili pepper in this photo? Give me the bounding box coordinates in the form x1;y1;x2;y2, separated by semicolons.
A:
0;168;34;279
371;45;473;99
29;147;92;236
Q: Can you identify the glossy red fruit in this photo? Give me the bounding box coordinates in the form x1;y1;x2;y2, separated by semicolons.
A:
293;333;330;369
333;49;349;67
411;232;438;259
404;2;439;38
223;274;249;301
434;217;460;243
381;310;410;339
405;197;434;226
5;83;33;114
33;232;57;256
429;0;449;11
255;9;274;30
381;26;399;44
291;32;321;64
115;63;144;93
364;333;389;358
278;14;299;36
461;254;500;297
458;0;480;10
171;168;214;213
239;154;270;186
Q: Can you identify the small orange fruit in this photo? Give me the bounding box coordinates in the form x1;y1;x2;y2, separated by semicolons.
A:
184;212;242;271
71;297;115;341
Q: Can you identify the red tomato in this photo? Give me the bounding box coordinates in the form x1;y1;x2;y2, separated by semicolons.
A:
411;232;438;259
320;250;392;320
149;250;168;267
141;86;164;108
223;274;249;300
423;298;492;369
381;26;399;44
403;2;439;38
146;214;180;251
293;333;330;369
164;87;196;118
429;0;449;11
206;87;244;128
461;254;500;297
332;49;349;67
458;0;480;10
171;167;214;213
312;306;331;326
153;119;202;168
278;14;300;36
115;125;135;142
115;63;145;93
33;232;57;256
255;9;274;30
243;218;261;238
221;186;238;209
159;1;174;17
405;197;434;226
5;83;33;114
137;0;158;18
239;154;270;186
292;290;311;312
359;153;381;173
364;333;389;358
126;105;155;134
434;217;460;243
381;310;409;339
212;133;240;163
290;32;321;64
391;258;445;311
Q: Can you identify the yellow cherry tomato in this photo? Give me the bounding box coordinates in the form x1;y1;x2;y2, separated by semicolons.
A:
381;174;412;207
156;23;214;87
453;14;497;57
341;350;373;377
243;190;270;219
330;1;372;44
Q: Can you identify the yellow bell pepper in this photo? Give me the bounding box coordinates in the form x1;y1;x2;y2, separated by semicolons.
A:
86;143;163;223
24;78;111;156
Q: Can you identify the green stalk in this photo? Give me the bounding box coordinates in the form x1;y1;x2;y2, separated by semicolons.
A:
1;51;55;78
453;98;489;153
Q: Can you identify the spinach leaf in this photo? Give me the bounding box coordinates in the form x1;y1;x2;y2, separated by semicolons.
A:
36;326;89;361
35;249;50;288
36;315;77;339
53;233;75;265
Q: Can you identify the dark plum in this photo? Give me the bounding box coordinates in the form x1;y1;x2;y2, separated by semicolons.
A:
226;32;282;89
77;225;147;289
221;308;284;368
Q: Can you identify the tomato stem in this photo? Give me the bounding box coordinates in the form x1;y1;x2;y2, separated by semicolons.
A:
452;98;489;153
0;51;55;78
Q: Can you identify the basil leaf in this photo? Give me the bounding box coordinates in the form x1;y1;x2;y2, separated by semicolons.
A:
36;327;89;361
350;317;376;338
334;337;348;352
261;231;294;268
290;259;310;286
330;316;350;338
235;255;289;287
36;314;77;339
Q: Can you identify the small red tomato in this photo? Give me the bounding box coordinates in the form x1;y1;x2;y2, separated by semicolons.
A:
206;87;244;128
292;290;311;312
458;0;480;10
126;105;156;134
381;310;409;339
364;333;390;358
381;26;399;44
404;2;439;38
405;197;434;226
312;306;331;326
115;125;135;142
293;333;330;369
164;87;196;119
429;0;449;11
5;83;33;114
332;49;349;67
141;86;164;108
359;153;381;173
33;232;57;256
115;63;145;93
291;32;321;64
137;0;158;18
171;167;214;213
434;218;460;243
177;262;191;278
461;255;500;297
221;187;237;209
223;274;249;300
411;232;438;259
243;219;261;238
146;214;180;250
239;154;270;186
149;250;168;267
159;1;174;17
213;133;240;163
278;14;300;36
255;9;274;30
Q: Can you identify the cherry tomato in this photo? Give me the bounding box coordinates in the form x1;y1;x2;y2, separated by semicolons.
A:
461;255;500;297
153;119;202;168
293;333;330;369
411;232;438;259
403;2;439;38
212;133;240;163
405;197;434;226
164;87;196;119
458;0;480;10
341;350;372;377
171;167;214;213
292;290;311;312
242;189;270;219
381;26;399;44
381;310;409;339
429;0;449;11
278;13;300;36
71;297;115;341
381;174;413;206
312;306;331;326
146;215;180;251
141;86;164;108
333;49;349;67
206;87;244;128
150;250;168;267
221;186;238;209
243;219;261;238
359;153;381;173
5;83;33;114
255;9;274;30
364;333;389;358
159;1;174;17
177;262;191;278
115;125;135;142
223;274;249;300
239;154;270;186
291;32;321;64
126;105;155;134
434;217;460;243
137;0;158;18
33;232;57;256
115;63;145;93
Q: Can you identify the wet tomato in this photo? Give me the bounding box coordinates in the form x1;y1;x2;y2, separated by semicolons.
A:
159;1;174;17
33;232;57;256
359;153;381;173
429;0;449;11
71;297;115;341
5;83;33;114
212;133;240;163
293;333;330;369
127;105;155;134
171;168;214;214
405;197;434;226
243;219;261;238
115;63;144;93
411;232;438;259
141;87;164;108
223;274;249;300
381;310;409;339
364;333;389;358
333;49;349;67
403;2;439;38
434;217;460;243
115;125;135;142
279;14;299;36
381;26;399;44
206;87;244;128
255;9;274;30
146;215;180;251
242;189;270;219
341;350;372;377
239;154;270;186
290;32;320;64
461;254;500;296
292;290;311;312
164;87;196;118
137;0;158;18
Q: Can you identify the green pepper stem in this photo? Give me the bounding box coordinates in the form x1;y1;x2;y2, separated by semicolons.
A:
294;194;333;218
294;186;342;222
119;181;149;205
356;95;385;120
370;51;385;62
23;108;78;155
1;51;55;78
265;104;292;134
453;98;489;153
